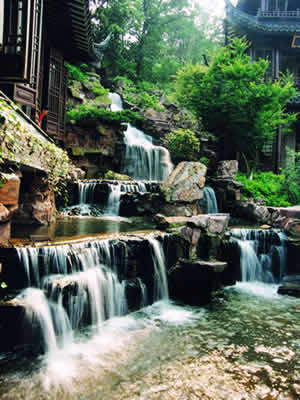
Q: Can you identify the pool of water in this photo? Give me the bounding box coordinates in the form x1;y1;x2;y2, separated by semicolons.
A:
0;283;299;399
11;216;156;240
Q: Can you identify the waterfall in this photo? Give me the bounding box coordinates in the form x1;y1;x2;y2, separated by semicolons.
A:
203;186;218;214
109;93;173;182
148;238;169;300
104;183;122;216
14;235;171;352
18;288;72;354
231;229;287;283
78;182;97;204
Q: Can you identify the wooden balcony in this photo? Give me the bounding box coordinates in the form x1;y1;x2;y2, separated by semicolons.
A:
257;9;300;18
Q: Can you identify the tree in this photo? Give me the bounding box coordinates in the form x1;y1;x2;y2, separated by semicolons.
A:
175;38;297;164
165;128;200;163
91;0;222;84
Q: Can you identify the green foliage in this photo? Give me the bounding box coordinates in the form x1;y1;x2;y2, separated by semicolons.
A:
281;150;300;205
67;103;142;126
65;63;88;83
236;172;291;207
175;39;297;163
165;128;200;163
113;76;164;111
92;0;222;83
0;98;74;195
199;157;210;167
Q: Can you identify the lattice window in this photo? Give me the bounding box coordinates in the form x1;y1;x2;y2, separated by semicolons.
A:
0;0;43;83
45;48;67;139
262;137;274;157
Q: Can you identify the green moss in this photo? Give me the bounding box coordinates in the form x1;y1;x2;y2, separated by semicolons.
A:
71;147;104;156
65;63;88;83
67;103;143;127
0;97;74;194
104;170;132;181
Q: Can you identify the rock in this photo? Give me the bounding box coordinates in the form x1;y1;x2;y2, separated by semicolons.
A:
68;167;86;181
104;170;133;181
207;214;230;234
278;275;300;298
217;160;238;179
0;174;21;206
283;219;300;239
233;200;271;224
0;204;10;223
160;202;202;217
169;258;228;305
187;214;230;235
14;176;56;225
209;177;243;213
153;214;192;230
163;162;207;202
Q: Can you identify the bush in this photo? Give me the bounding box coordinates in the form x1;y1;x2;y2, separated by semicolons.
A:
165;129;200;163
67;104;143;126
175;39;297;162
65;63;88;83
112;76;164;111
236;172;291;207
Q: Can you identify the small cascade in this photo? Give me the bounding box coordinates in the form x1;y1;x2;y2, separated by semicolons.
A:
203;186;219;214
231;229;287;283
149;238;169;300
78;182;97;204
19;288;72;354
104;184;122;216
13;234;172;352
109;93;173;181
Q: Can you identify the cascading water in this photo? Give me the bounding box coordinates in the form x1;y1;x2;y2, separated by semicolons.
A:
78;182;97;204
231;229;287;283
104;184;122;216
14;234;170;352
149;238;169;300
109;93;173;181
203;186;219;214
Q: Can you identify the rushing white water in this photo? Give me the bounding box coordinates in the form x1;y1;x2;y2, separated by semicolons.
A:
15;235;172;353
78;182;97;204
203;186;219;214
109;93;173;181
148;238;169;300
231;229;287;284
18;288;72;354
104;184;122;216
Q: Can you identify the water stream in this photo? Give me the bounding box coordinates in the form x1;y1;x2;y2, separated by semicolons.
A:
203;186;219;214
231;228;287;283
109;93;173;181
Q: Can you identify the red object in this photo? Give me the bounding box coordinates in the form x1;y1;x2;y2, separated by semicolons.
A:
39;109;49;126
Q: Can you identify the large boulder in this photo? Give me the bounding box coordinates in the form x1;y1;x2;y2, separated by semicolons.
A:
217;160;238;179
169;259;228;306
163;162;207;202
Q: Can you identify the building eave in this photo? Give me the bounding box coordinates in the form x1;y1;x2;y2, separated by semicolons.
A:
225;0;300;35
44;0;96;61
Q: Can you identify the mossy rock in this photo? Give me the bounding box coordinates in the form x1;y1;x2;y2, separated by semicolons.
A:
71;147;104;156
104;170;133;181
69;81;84;101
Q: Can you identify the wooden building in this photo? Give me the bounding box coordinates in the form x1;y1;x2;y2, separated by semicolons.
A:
225;0;300;170
0;0;94;142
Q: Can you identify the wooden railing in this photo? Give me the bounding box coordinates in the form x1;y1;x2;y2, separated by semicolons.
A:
257;9;300;17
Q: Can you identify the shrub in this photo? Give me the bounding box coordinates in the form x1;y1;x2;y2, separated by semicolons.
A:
67;104;143;126
165;128;200;163
236;172;291;207
65;63;88;83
